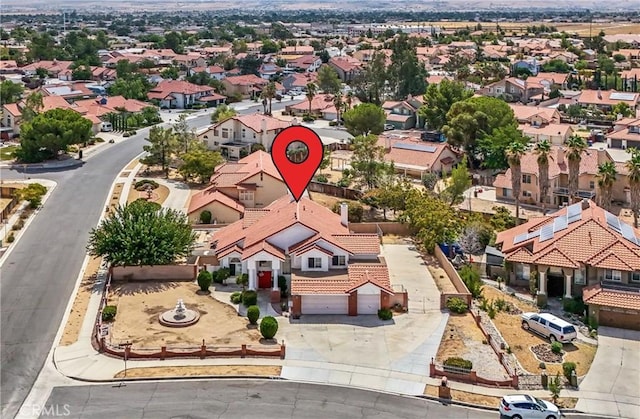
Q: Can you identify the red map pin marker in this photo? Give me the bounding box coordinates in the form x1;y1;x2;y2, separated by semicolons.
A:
271;125;324;202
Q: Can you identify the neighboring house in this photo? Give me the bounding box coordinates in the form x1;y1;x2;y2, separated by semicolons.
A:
197;113;291;159
378;134;460;178
281;55;322;73
285;93;338;118
328;56;362;82
577;90;640;113
607;117;640;150
187;150;288;224
495;200;640;331
481;77;544;103
40;82;100;101
492;146;628;208
281;72;317;93
21;60;74;78
188;65;226;80
381;100;419;129
519;123;574;146
221;74;268;99
147;80;224;109
258;62;281;80
280;45;315;55
90;66;117;82
509;105;562;125
512;58;540;76
205;194;396;316
74;96;153;118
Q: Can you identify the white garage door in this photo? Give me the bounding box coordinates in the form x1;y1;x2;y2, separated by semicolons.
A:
357;294;380;315
301;295;348;314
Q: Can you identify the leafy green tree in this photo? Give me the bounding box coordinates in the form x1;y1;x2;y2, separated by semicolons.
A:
612;102;632;117
107;75;152;101
366;175;412;220
350;134;391;190
541;59;570;73
164;31;184;53
237;54;262;76
443;155;471;206
478;125;528;170
141;126;178;176
87;200;196;266
172;114;196;153
596;161;618;211
490;206;516;231
16;109;92;163
160;66;180;80
387;33;428;99
317;65;342;95
626;148;640;228
16;183;47;208
352;51;388;105
343;103;386;137
21;92;43;123
211;104;237;124
178;148;224;183
419;79;473;131
260;39;279;54
141;106;161;125
506;142;528;223
71;64;92;81
0;80;24;105
400;189;463;253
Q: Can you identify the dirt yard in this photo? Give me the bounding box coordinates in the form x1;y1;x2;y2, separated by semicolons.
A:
423;254;457;294
125;159;139;171
436;313;510;381
59;257;103;346
482;286;597;377
126;184;170;205
381;235;411;245
424;385;577;408
114;365;282;379
429;20;640;36
107;281;262;349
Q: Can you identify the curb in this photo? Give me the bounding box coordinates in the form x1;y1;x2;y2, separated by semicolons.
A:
64;374;286;384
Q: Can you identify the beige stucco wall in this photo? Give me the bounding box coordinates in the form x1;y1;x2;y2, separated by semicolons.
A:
243;172;288;208
189;201;242;224
431;147;459;173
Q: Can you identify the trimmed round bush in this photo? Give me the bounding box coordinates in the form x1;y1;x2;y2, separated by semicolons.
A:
200;210;212;224
551;341;563;354
230;292;242;304
197;270;213;292
102;305;117;321
242;290;258;307
247;305;260;325
6;233;15;243
134;179;160;191
259;316;278;339
214;267;230;284
377;308;393;320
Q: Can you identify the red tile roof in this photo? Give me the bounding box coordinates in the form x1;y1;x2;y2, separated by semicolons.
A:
376;134;457;170
187;189;245;215
347;264;393;293
223;74;267;86
289;262;392;295
147;80;212;99
74;96;151;117
583;285;640;311
209;150;283;187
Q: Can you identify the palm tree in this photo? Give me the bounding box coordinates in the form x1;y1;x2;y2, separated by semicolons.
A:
566;135;588;204
345;91;354;110
333;94;343;124
596;161;618;211
507;141;527;225
305;82;317;117
534;140;552;214
626;148;640;227
260;81;276;116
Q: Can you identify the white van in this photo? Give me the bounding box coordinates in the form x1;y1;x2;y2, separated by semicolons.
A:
521;312;578;344
101;122;113;132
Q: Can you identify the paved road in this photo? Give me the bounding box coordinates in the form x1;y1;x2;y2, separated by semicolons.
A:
0;102;351;419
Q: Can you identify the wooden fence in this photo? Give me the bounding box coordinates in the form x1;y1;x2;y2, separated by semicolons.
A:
348;222;412;236
307;181;362;200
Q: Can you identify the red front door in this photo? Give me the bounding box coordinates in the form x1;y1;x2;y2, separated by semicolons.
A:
258;271;272;289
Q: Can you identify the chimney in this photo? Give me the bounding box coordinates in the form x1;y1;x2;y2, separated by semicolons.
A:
384;135;391;150
597;89;602;100
597;147;607;165
261;118;267;133
340;202;348;227
556;146;565;165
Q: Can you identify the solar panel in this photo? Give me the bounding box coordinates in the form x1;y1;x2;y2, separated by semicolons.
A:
513;233;529;244
392;142;437;153
609;92;637;101
539;224;555;242
553;215;568;232
620;222;639;245
567;203;582;218
605;211;622;233
527;230;541;240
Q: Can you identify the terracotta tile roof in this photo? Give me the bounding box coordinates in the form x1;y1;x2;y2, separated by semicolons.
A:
333;234;380;255
376;134;456;170
223;74;267;86
187;189;245;215
329;56;362;72
230;114;290;133
3;103;21;116
496;200;640;272
583;285;640;311
74;96;151;118
147;80;212;99
520;123;573;138
579;89;640;107
242;240;286;260
289;94;336;112
242;209;271;228
347;264;393;294
297;244;334;256
209;150;283;187
290;270;353;295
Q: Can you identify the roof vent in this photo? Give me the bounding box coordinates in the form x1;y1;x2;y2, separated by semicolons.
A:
582;199;590;210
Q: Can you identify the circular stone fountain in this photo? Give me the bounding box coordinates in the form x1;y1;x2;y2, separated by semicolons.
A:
159;299;200;327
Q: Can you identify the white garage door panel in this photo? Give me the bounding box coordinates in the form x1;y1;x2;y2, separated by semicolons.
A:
357;294;380;314
302;295;348;314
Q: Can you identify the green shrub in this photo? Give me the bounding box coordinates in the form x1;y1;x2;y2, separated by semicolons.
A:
563;297;585;315
259;316;278;339
539;362;546;370
102;305;117;321
197;270;213;292
551;341;563;354
444;357;472;370
494;298;507;312
95;137;105;143
331;201;364;223
458;265;484;298
328;121;337;126
123;132;131;138
314;174;328;183
134;179;159;191
302;114;315;122
199;210;212;224
129;130;137;136
278;275;288;298
446;297;468;314
562;362;576;380
548;373;562;403
214;267;230;284
242;290;258;307
247;305;260;325
236;273;249;289
479;298;489;312
487;302;496;319
378;308;393;320
230;291;242;304
589;317;599;331
6;233;15;243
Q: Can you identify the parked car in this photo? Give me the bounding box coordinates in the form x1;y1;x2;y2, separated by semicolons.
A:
383;123;395;130
520;312;577;344
499;394;560;419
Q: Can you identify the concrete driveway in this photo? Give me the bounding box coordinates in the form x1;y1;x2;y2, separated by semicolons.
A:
279;244;447;394
576;327;640;418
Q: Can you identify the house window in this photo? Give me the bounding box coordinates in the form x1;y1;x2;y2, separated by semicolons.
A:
589;181;595;190
239;190;254;201
222;128;229;139
523;190;532;198
515;263;531;280
522;174;532;184
308;257;322;268
574;269;585;285
214;141;219;146
605;269;622;281
502;188;511;197
332;255;346;266
631;272;640;282
213;129;219;136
